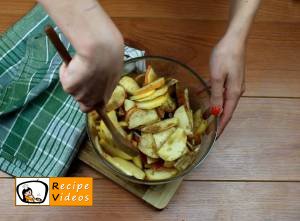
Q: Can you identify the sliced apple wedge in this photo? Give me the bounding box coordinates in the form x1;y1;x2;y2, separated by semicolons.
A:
107;110;127;138
99;138;133;160
119;121;128;128
194;119;208;144
193;108;203;131
138;133;159;158
145;168;177;181
130;89;155;101
146;156;159;164
183;88;191;110
128;109;159;129
106;156;145;180
106;85;126;112
174;105;193;135
124;99;136;112
94;136;105;156
98;120;112;141
166;78;178;87
132;155;143;169
174;152;196;171
160;94;176;112
163;161;175;168
125;107;139;122
119;76;140;95
158;128;187;161
136;93;168;110
183;88;194;131
144;65;158;85
153;127;176;149
141;118;178;133
136;85;168;102
132;77;165;96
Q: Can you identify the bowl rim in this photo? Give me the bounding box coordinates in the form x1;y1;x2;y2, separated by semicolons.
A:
86;55;218;185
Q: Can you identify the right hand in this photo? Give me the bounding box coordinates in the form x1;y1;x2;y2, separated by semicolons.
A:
59;33;124;112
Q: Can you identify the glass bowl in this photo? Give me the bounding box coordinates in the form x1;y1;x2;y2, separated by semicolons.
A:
87;56;217;185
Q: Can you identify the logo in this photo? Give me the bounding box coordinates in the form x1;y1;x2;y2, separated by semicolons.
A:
15;177;93;206
15;178;49;206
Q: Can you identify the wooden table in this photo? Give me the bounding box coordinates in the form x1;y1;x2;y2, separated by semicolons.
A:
1;1;300;220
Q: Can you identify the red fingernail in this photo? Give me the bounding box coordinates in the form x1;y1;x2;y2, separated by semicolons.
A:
211;106;222;116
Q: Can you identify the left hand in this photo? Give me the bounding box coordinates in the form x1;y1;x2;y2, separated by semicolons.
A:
209;34;246;136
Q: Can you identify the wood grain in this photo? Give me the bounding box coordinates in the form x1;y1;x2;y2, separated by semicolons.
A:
99;0;300;23
186;97;300;181
1;178;300;221
0;0;35;33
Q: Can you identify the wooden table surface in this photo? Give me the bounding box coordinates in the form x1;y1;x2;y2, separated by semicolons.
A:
1;1;300;220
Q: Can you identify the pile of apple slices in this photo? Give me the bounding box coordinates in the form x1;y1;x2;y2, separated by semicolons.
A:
88;66;209;181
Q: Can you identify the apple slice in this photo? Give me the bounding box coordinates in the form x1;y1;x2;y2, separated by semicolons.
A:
158;128;187;161
135;85;168;102
99;138;133;160
138;133;159;158
128;109;159;129
132;77;165;96
106;156;145;180
98;120;112;141
125;107;139;122
119;76;140;95
130;89;155;101
194;119;208;144
141;118;178;133
166;78;178;87
146;156;159;164
144;65;158;85
106;85;126;112
153;127;176;149
163;161;175;168
124;99;136;112
174;105;193;135
183;88;191;110
183;88;194;131
119;121;128;128
193;108;203;132
136;93;168;110
132;155;143;169
174;152;196;171
107;110;127;138
145;168;177;181
94;136;107;156
160;94;176;112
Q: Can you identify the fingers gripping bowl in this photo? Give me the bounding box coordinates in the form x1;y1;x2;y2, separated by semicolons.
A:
87;56;217;185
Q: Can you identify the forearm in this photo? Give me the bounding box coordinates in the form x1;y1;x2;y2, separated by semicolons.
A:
226;0;261;44
38;0;123;61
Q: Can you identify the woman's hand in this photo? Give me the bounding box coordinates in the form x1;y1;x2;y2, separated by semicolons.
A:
59;35;124;112
210;34;246;135
209;0;261;135
39;0;124;112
